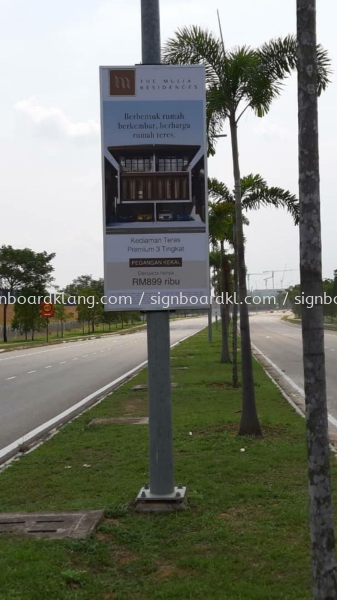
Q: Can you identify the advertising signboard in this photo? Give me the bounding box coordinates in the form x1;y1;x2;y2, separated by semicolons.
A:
100;65;209;311
40;302;54;318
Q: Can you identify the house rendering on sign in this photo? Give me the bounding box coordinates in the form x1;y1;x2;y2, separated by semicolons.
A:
104;144;206;230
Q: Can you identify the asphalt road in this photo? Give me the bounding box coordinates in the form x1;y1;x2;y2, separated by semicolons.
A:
249;312;337;422
0;317;207;454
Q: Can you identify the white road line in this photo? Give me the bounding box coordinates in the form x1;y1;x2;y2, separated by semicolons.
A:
72;358;78;361
251;342;337;430
82;355;88;357
45;366;52;369
0;324;205;463
28;371;36;374
0;336;116;362
6;376;16;380
59;361;66;364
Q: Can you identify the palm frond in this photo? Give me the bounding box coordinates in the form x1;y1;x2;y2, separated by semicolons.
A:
162;26;226;87
240;174;267;196
242;186;299;224
206;87;228;155
258;35;331;95
208;177;233;203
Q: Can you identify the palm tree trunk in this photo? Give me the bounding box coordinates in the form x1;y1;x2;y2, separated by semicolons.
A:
220;239;231;363
232;239;239;388
229;113;261;435
297;0;337;595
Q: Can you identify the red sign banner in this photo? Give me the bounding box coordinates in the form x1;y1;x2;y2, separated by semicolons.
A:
40;302;54;318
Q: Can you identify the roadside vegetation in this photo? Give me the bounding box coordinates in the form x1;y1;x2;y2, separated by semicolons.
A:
0;326;333;599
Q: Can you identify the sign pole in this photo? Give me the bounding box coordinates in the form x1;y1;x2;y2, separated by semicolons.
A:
208;305;213;342
138;0;176;503
46;316;49;342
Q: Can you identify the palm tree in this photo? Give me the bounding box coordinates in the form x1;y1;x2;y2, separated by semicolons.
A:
209;174;299;388
297;0;337;595
209;201;246;364
163;28;330;435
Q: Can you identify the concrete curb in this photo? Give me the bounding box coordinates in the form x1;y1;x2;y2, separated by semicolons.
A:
0;326;205;469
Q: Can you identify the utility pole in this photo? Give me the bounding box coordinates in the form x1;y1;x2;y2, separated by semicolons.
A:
136;0;184;509
297;0;337;596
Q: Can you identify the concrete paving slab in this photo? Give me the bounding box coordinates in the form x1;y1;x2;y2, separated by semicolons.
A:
0;510;104;540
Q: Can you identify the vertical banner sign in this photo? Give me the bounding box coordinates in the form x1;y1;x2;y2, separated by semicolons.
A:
40;302;54;318
100;65;209;311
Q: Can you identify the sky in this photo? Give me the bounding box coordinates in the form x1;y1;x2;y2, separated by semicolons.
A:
0;0;336;291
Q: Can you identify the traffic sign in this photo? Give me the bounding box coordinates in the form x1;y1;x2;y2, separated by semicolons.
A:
40;302;54;318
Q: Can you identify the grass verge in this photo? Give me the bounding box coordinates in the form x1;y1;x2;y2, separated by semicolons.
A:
0;326;331;599
0;322;147;352
282;314;337;331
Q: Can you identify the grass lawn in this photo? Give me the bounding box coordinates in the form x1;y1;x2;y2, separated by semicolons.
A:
0;322;146;351
283;314;337;331
0;325;331;599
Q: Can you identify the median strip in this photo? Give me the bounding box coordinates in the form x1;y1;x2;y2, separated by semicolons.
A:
0;326;332;598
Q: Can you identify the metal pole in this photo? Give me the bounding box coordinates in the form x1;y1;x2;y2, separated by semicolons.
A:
141;0;161;64
147;312;174;495
141;0;175;497
208;305;213;342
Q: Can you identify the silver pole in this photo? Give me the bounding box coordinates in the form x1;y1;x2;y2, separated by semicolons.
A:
147;312;174;495
208;305;213;342
141;0;175;497
141;0;161;64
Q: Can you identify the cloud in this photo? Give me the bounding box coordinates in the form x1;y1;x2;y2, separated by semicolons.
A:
14;97;99;140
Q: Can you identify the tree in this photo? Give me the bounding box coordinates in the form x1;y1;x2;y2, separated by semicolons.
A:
0;246;55;342
163;28;329;435
65;275;104;333
209;199;246;364
287;284;302;318
209;175;299;387
297;1;337;596
11;288;46;341
53;301;74;338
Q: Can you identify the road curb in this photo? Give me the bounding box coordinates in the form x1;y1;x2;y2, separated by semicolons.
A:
251;342;337;455
0;325;205;469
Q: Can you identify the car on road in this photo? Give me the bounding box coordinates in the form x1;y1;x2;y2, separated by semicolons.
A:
176;213;193;221
158;210;174;221
137;213;153;222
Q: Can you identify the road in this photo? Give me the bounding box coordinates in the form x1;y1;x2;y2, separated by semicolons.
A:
249;312;337;423
0;317;207;458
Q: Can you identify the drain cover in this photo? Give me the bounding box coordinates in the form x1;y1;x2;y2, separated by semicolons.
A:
0;510;104;539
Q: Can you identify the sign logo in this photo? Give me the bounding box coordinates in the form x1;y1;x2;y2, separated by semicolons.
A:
109;69;135;96
40;302;54;318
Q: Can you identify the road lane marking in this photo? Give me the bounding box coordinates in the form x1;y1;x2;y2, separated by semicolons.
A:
45;366;52;369
72;358;78;361
251;342;337;430
28;371;36;374
0;337;118;362
0;324;206;464
6;376;16;380
59;361;66;364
